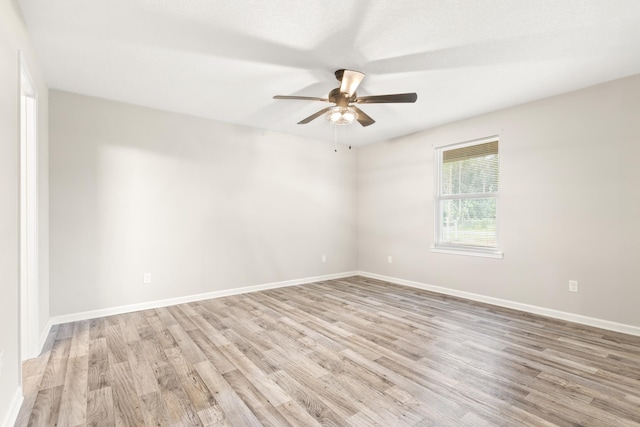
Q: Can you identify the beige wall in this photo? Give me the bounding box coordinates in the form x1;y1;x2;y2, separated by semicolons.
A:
49;90;357;316
358;73;640;327
0;0;49;421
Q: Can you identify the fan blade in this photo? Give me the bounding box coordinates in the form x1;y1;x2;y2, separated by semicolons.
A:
356;93;417;104
351;106;375;127
274;95;329;102
340;70;365;97
298;107;332;124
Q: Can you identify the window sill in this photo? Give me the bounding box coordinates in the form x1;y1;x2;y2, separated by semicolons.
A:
431;246;504;259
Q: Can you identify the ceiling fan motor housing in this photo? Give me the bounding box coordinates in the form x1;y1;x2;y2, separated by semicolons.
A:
328;88;355;107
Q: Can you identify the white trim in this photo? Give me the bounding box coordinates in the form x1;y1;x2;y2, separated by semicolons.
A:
1;387;24;427
431;246;503;259
357;271;640;337
18;51;40;362
49;271;358;325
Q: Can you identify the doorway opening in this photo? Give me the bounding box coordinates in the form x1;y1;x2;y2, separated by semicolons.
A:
20;54;39;363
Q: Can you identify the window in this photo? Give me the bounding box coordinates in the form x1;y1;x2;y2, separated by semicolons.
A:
433;136;502;258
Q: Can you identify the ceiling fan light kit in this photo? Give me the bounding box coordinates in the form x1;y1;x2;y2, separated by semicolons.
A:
274;69;417;128
326;106;358;125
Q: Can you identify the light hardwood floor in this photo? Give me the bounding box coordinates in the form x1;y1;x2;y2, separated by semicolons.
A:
16;276;640;426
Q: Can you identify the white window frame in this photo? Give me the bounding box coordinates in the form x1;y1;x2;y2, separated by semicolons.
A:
432;135;503;259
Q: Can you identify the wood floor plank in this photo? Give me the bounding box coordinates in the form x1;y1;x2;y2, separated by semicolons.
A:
26;386;63;427
87;337;110;391
167;323;209;365
89;317;107;341
167;304;199;332
216;343;292;407
139;332;171;371
14;393;37;427
126;340;160;397
118;312;143;343
106;324;129;366
273;400;323;427
187;312;231;348
263;346;328;380
86;386;115;427
56;355;88;426
193;361;263;427
38;336;71;391
139;391;171;427
17;276;640;426
186;328;236;374
222;369;294;426
268;369;347;426
68;320;91;359
56;322;75;340
111;361;146;426
197;405;232;427
164;346;216;412
153;362;203;426
221;328;279;375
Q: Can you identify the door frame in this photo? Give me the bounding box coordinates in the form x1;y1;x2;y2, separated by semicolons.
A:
19;51;40;365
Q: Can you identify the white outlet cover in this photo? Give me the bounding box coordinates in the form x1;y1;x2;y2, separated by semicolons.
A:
569;280;578;292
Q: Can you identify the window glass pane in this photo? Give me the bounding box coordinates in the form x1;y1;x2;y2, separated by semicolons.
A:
442;145;498;195
440;198;497;247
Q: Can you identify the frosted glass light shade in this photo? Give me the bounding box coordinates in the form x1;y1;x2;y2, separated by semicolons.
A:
325;106;358;125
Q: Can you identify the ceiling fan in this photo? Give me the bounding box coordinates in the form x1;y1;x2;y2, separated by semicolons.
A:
273;69;417;127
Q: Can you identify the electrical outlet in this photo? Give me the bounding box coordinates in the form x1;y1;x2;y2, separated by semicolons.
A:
569;280;578;292
144;273;151;284
322;255;326;263
388;256;393;264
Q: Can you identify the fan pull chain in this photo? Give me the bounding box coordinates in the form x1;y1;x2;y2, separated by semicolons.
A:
333;124;351;151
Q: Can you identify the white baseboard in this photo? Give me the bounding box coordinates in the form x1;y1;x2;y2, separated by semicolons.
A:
358;271;640;337
1;387;23;427
49;271;358;326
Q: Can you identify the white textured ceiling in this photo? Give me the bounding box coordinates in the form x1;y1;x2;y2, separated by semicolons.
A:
18;0;640;146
